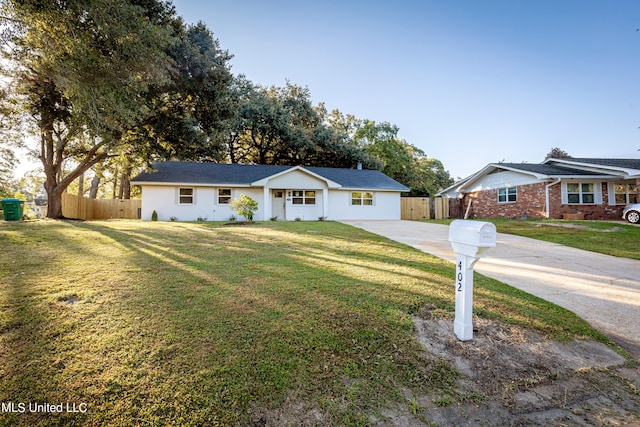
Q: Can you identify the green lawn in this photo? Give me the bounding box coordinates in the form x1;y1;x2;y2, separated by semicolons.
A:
431;219;639;260
0;220;617;426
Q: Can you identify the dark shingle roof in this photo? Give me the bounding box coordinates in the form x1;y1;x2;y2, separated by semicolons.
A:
131;162;409;191
496;163;604;176
305;166;409;190
553;158;640;170
132;162;289;185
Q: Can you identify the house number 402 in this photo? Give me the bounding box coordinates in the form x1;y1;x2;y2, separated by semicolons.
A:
457;261;463;292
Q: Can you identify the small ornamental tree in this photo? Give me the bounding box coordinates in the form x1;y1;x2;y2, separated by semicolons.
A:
229;195;258;222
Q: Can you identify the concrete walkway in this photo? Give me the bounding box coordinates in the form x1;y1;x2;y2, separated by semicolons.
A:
340;220;640;359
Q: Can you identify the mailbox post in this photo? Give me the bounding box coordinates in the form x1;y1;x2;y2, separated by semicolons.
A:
448;220;496;341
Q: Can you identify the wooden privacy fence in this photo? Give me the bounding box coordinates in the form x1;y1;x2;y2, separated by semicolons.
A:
401;197;462;220
62;193;141;220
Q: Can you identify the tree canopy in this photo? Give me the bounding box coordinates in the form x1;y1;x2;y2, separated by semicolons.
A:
222;81;378;169
1;0;179;217
1;0;453;217
545;147;571;159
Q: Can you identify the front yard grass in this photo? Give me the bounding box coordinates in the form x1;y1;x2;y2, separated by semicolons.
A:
429;219;639;260
487;219;638;260
0;220;617;426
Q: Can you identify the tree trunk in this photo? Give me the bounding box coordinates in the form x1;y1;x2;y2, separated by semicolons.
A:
45;185;65;219
78;172;84;196
89;175;100;199
121;165;132;199
40;136;109;218
117;175;124;199
112;165;119;199
31;76;110;218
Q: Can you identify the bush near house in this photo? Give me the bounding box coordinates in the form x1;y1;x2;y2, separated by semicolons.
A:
229;194;258;222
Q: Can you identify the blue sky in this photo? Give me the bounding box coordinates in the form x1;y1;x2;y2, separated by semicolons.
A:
170;0;640;179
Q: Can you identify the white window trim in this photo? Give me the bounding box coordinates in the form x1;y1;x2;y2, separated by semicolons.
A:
497;187;517;204
217;188;232;205
178;187;195;205
291;190;316;206
350;191;375;206
562;181;602;205
609;182;638;205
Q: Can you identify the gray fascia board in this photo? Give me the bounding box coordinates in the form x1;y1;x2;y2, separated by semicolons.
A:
130;181;252;187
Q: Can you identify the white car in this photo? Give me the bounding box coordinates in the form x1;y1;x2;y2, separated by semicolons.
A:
622;203;640;224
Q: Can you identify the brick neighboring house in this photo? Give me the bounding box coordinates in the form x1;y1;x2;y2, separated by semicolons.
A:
437;158;640;220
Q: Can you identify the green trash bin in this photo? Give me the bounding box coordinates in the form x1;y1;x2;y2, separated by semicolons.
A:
1;198;25;221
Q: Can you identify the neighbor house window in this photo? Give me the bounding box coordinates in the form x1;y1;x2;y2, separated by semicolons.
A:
351;191;374;206
179;188;194;204
292;190;316;205
497;187;517;203
614;183;637;204
567;183;594;204
218;188;231;204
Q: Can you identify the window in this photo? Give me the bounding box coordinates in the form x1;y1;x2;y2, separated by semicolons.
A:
497;187;517;203
179;188;194;204
615;183;637;205
292;190;316;205
567;183;594;204
218;188;231;204
351;191;374;206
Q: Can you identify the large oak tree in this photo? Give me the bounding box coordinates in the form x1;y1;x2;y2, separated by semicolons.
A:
1;0;176;217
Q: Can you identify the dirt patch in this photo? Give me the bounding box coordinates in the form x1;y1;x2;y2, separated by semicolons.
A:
408;314;640;426
248;314;640;426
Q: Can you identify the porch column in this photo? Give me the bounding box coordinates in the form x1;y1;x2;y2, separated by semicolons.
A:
263;187;270;222
323;188;329;219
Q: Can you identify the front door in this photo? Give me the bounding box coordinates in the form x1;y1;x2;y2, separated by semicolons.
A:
271;190;285;221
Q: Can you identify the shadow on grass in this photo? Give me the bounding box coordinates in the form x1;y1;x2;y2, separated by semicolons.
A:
0;220;615;426
55;221;458;424
0;221;103;426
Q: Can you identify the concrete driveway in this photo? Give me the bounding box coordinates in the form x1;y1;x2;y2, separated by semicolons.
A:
340;220;640;359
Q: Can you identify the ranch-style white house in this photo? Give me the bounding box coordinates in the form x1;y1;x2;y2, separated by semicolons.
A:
131;162;409;221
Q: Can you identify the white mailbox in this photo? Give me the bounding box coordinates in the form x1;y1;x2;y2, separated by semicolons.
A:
449;220;496;258
448;220;497;341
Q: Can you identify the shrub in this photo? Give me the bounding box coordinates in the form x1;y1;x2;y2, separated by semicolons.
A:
229;195;258;222
151;210;158;221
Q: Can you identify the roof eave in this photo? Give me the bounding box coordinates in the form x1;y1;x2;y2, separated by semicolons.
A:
545;158;640;177
130;181;252;187
548;174;621;179
340;186;409;192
